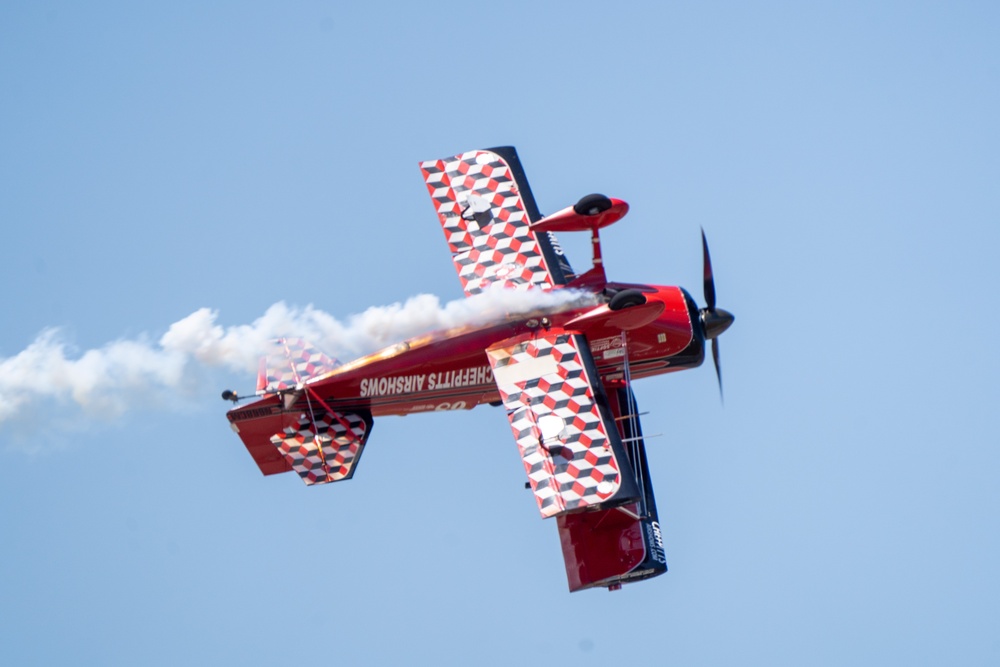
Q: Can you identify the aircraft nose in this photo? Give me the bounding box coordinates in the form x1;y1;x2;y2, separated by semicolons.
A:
701;307;734;340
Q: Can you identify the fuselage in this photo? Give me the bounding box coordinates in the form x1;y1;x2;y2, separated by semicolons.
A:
228;283;705;423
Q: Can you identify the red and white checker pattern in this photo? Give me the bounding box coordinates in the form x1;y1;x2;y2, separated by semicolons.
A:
270;410;368;485
257;337;340;394
420;149;555;296
487;332;624;518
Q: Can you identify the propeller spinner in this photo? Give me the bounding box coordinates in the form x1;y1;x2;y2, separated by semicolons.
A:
699;229;735;399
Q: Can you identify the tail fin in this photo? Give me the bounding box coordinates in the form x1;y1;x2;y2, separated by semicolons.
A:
256;337;340;394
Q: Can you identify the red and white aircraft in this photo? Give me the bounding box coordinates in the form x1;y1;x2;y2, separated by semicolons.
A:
224;147;734;592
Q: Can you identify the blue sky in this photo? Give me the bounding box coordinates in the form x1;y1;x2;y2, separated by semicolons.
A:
2;2;998;665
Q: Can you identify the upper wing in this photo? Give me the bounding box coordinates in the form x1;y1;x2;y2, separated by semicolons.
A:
486;329;640;517
419;147;575;296
228;400;373;485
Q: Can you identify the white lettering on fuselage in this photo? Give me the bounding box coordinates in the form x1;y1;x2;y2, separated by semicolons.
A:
359;374;426;398
360;366;494;398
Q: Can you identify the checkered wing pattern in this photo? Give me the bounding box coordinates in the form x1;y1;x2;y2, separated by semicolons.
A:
270;409;369;485
257;338;341;394
487;331;639;518
420;149;558;296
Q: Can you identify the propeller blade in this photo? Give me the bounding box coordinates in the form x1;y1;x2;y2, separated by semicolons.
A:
700;228;730;403
701;228;716;311
711;338;723;402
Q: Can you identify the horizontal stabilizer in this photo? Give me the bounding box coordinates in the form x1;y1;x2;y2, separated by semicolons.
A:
270;409;370;485
227;401;373;485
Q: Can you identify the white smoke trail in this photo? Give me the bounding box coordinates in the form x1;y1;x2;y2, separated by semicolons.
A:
0;289;597;429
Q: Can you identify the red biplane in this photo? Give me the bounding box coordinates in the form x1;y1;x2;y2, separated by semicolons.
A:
224;147;734;592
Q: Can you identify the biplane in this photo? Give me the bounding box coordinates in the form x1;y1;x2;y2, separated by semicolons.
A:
224;147;734;592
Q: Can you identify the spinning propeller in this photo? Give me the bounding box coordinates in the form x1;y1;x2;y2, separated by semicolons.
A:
699;229;735;400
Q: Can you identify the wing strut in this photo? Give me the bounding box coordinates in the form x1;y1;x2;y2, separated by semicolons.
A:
618;330;649;519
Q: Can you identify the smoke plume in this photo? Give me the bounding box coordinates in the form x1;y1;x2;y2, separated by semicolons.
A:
0;289;596;428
